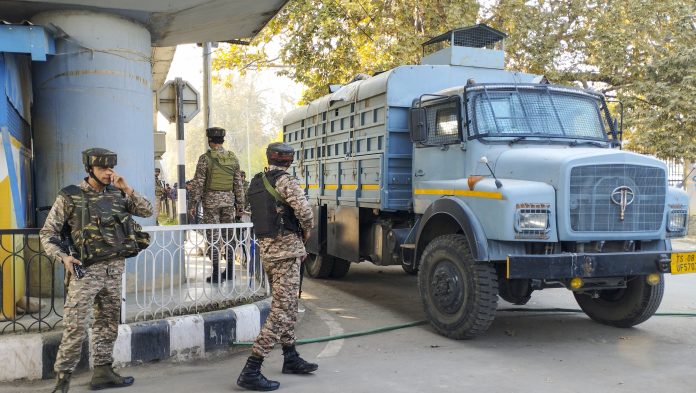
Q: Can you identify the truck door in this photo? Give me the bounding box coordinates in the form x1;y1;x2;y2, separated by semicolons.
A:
410;95;466;213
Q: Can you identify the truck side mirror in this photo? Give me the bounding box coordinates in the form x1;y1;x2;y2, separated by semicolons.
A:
409;107;427;143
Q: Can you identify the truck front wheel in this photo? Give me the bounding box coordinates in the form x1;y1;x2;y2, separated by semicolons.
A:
418;234;498;339
573;275;664;328
330;258;351;278
305;254;335;278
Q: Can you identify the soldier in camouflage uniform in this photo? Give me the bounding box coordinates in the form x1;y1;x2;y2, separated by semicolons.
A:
237;142;318;391
187;127;245;283
40;148;153;393
241;170;250;211
154;168;164;220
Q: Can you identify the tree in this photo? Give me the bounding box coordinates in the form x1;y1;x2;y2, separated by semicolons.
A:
163;73;290;182
214;0;479;102
209;73;290;175
215;0;695;161
483;0;696;161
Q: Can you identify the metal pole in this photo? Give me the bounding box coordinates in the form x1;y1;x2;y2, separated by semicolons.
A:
203;42;212;129
246;94;251;175
175;77;188;224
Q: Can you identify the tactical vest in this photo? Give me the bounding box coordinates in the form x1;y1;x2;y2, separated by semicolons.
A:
205;150;239;191
60;185;141;266
248;170;301;238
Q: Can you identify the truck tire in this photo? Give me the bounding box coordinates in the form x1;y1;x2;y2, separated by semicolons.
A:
418;234;498;339
573;275;664;328
305;253;335;278
330;258;351;278
402;263;418;275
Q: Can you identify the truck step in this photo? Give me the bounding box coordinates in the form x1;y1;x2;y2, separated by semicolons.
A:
400;243;416;249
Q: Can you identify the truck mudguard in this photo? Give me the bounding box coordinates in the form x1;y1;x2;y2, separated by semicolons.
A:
415;197;489;264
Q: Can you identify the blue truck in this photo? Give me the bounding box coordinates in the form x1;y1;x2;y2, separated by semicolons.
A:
282;25;694;338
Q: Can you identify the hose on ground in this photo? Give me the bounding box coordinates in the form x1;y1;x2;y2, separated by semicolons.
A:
232;308;696;346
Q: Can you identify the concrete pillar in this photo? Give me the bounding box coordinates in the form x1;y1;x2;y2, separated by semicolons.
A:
29;11;182;302
31;10;155;223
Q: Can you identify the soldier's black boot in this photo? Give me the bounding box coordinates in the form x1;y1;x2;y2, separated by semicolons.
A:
206;265;222;283
282;345;318;374
237;355;280;391
226;258;235;281
206;247;225;283
206;259;228;283
52;371;71;393
89;364;134;390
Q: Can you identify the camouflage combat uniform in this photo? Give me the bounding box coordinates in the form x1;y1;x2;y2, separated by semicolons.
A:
154;176;164;218
40;179;152;373
242;179;250;211
251;165;313;358
187;146;245;273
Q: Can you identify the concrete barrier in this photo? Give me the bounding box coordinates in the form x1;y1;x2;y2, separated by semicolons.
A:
0;299;270;382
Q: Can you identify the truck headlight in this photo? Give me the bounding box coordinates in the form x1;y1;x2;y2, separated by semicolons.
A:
514;205;550;236
667;209;688;233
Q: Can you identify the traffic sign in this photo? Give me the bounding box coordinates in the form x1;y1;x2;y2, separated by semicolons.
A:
157;79;200;123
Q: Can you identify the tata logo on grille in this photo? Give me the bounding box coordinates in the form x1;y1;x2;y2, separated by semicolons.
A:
610;186;635;221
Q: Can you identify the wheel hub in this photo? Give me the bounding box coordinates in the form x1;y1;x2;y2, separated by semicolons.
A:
430;261;464;314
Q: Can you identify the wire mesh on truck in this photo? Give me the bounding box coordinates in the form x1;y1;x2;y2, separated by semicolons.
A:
466;85;610;140
422;24;506;56
424;98;461;146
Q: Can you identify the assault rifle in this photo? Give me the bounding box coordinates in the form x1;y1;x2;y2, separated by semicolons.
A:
60;224;85;279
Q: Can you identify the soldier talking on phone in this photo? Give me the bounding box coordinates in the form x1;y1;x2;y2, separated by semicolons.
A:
40;148;152;392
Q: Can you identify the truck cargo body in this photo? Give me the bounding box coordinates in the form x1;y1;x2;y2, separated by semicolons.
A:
284;66;539;264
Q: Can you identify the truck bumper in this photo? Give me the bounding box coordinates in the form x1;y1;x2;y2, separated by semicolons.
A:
506;250;696;279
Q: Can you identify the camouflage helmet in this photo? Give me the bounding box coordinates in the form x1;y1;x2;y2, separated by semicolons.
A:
266;142;294;166
206;127;226;138
82;148;117;169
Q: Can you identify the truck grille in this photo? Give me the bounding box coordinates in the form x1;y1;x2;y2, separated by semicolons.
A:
569;164;666;232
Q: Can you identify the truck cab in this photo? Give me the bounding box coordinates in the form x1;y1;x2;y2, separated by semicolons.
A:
282;24;693;339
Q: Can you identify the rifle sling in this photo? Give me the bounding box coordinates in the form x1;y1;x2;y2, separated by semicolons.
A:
262;173;286;204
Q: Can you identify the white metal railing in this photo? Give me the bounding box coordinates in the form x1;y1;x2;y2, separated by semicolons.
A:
121;223;269;322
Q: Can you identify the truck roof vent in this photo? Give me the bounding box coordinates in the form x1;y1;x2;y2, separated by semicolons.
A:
421;24;507;69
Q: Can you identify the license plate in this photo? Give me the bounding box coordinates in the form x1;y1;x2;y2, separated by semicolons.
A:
671;252;696;275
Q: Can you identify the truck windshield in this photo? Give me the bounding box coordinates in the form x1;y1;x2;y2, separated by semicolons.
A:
466;85;610;140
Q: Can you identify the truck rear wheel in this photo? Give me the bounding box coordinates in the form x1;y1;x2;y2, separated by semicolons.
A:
305;254;335;278
330;258;351;278
418;234;498;339
573;275;664;328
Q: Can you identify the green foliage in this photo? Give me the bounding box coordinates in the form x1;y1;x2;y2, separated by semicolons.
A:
484;0;696;160
214;0;695;161
157;214;179;226
206;73;286;175
214;0;479;103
